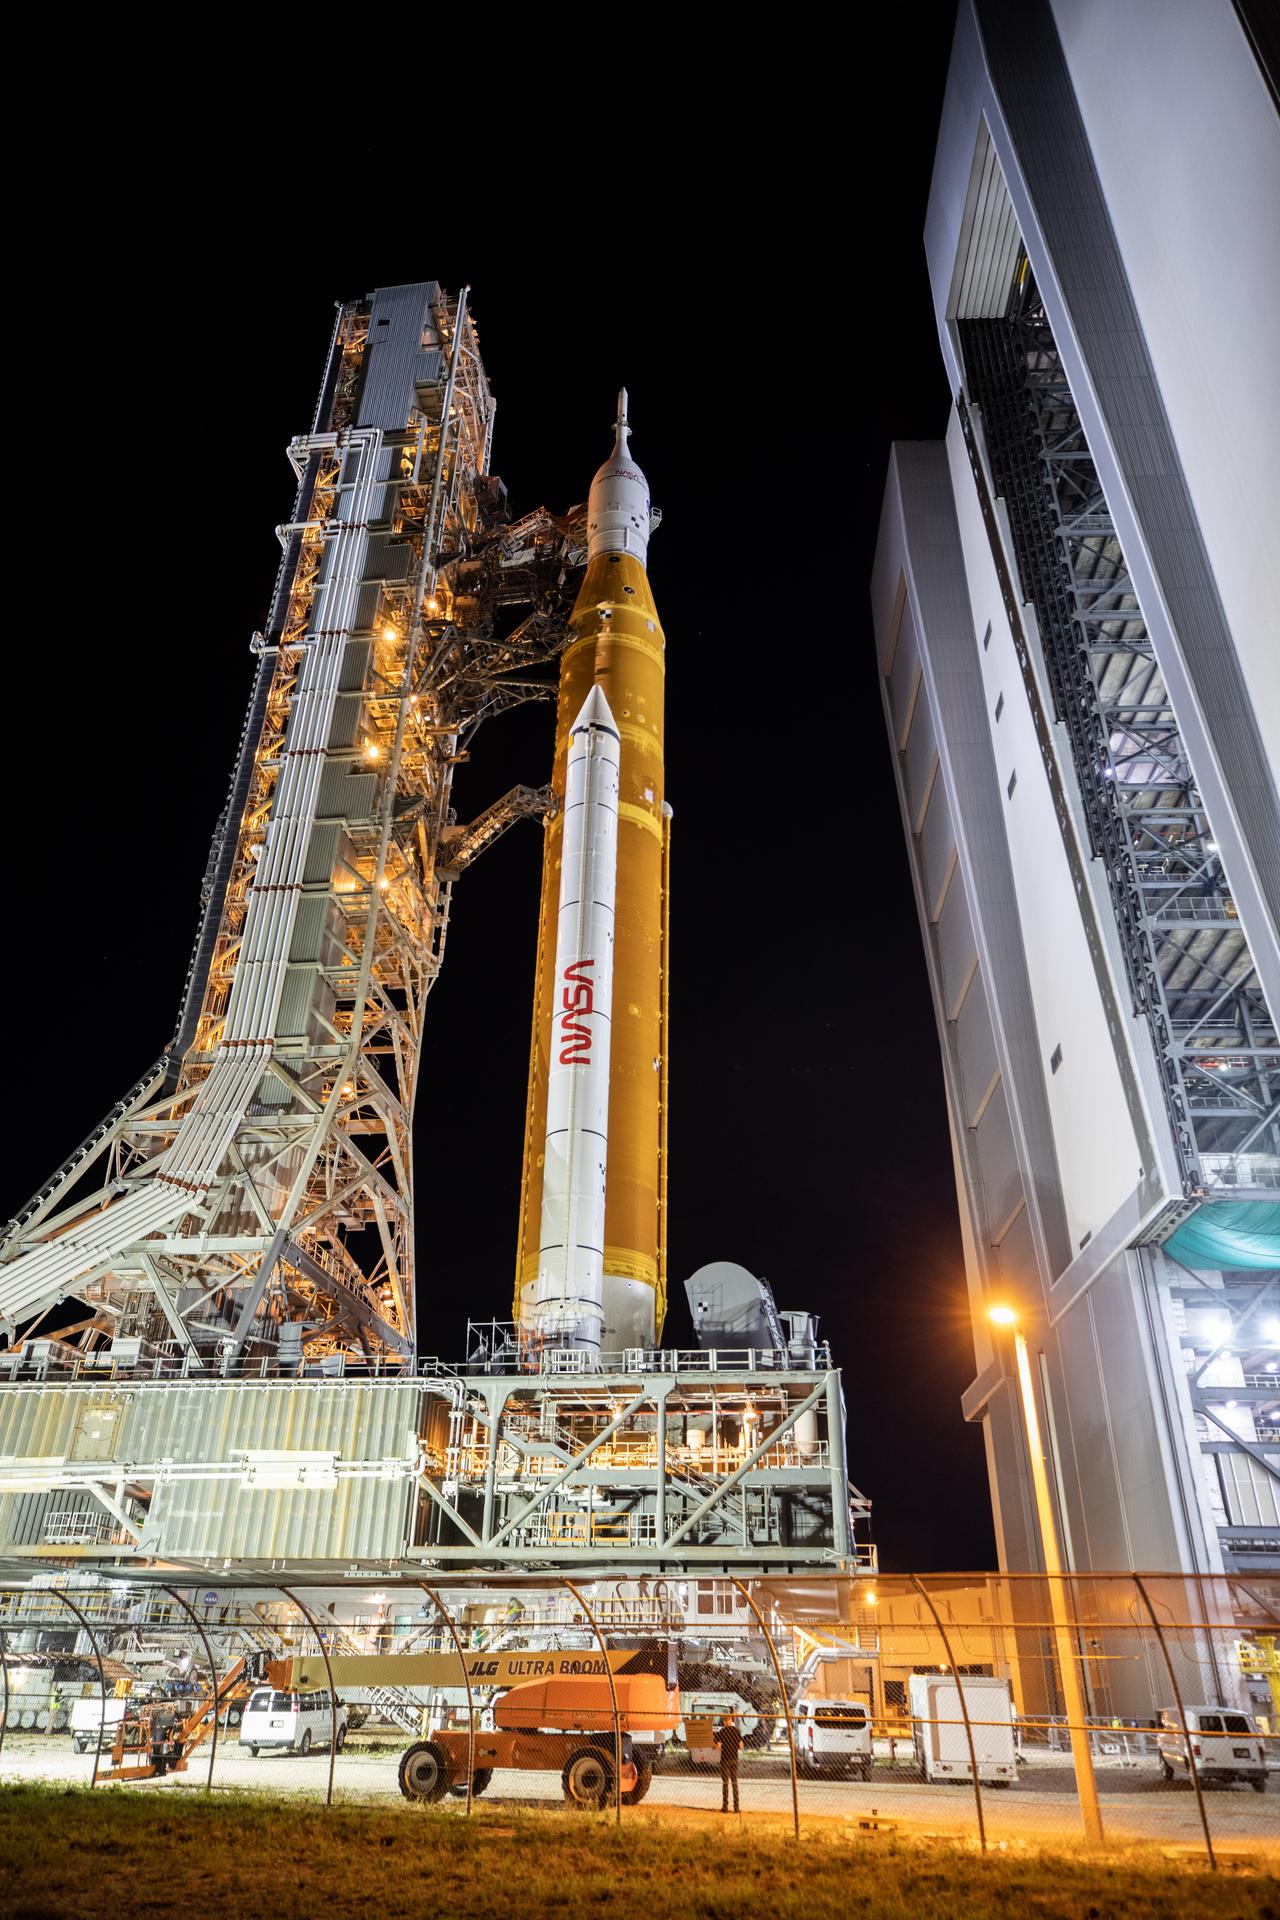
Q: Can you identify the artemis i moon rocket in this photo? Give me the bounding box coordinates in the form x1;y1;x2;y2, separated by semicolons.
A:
518;392;670;1353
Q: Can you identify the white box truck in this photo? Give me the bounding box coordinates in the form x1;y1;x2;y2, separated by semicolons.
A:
908;1674;1017;1787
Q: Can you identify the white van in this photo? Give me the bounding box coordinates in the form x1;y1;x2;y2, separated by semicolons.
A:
793;1701;872;1780
70;1695;128;1754
1157;1706;1267;1791
239;1687;348;1757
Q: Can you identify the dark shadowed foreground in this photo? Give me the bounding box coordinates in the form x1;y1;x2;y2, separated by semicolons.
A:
2;1787;1277;1919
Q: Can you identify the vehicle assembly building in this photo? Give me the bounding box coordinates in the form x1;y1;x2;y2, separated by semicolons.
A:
873;0;1280;1579
0;281;868;1580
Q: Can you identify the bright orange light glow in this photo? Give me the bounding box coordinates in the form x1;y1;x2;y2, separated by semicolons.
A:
988;1304;1018;1327
365;743;380;760
383;626;397;641
864;1589;878;1606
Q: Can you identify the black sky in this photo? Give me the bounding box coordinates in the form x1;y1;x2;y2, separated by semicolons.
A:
12;11;992;1568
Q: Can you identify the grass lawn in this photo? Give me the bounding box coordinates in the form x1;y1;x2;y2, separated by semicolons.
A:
0;1786;1276;1918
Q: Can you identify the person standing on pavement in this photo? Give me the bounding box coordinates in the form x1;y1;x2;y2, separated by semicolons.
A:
714;1713;741;1812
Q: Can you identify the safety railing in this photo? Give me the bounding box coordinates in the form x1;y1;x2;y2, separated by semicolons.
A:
1;1570;1277;1869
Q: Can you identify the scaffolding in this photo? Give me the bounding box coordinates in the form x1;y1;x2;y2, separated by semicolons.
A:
959;280;1280;1205
957;274;1280;1574
0;286;584;1370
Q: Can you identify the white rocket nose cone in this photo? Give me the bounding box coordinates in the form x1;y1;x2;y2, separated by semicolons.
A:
587;389;655;564
572;683;621;737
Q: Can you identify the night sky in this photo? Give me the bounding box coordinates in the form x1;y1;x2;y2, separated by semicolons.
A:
12;9;992;1569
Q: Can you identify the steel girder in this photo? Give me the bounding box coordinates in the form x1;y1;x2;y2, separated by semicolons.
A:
959;291;1279;1200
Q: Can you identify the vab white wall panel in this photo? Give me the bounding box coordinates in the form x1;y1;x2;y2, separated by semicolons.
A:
887;602;923;745
946;414;1141;1253
1054;1274;1185;1570
936;871;979;1019
954;969;999;1127
1050;0;1280;755
902;692;940;832
919;783;958;921
973;1081;1022;1243
991;1200;1034;1287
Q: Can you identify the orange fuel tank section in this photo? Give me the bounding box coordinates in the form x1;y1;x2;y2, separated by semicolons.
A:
493;1671;680;1735
515;402;670;1351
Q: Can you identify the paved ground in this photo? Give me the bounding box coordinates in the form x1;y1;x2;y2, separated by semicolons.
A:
2;1735;1277;1855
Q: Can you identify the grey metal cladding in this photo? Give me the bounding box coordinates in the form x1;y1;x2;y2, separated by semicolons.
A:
339;639;371;694
951;120;1022;319
302;824;339;889
142;1474;414;1562
287;895;328;964
363;534;414;585
357;283;443;431
0;1487;84;1550
975;0;1280;982
276;969;320;1040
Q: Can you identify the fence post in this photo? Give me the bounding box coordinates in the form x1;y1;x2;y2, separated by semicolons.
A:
53;1588;109;1791
0;1619;8;1761
163;1585;222;1791
278;1586;338;1808
731;1578;800;1841
421;1584;476;1815
909;1575;987;1855
561;1578;623;1826
1132;1574;1216;1872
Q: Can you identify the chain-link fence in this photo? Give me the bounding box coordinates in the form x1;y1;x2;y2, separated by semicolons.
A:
2;1572;1278;1865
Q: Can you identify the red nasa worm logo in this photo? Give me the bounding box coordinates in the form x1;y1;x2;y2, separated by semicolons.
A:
558;959;595;1064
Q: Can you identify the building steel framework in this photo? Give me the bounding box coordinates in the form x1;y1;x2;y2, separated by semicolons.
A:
0;289;583;1369
0;1347;870;1577
0;280;868;1585
960;283;1280;1207
957;277;1280;1572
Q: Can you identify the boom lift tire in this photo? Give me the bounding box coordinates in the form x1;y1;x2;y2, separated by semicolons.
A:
399;1740;453;1803
298;1730;312;1757
562;1748;614;1809
450;1769;494;1798
620;1759;653;1805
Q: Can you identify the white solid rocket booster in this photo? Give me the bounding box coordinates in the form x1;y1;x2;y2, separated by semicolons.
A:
528;683;621;1351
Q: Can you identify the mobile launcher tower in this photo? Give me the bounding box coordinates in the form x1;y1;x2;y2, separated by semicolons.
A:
0;282;870;1582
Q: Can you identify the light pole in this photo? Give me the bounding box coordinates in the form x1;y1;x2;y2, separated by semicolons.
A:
988;1305;1104;1845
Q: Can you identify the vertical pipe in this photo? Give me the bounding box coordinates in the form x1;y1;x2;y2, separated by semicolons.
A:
278;1587;338;1808
54;1590;108;1791
825;1369;852;1557
0;1622;8;1760
1006;1327;1104;1845
166;1582;224;1789
561;1579;622;1826
421;1585;476;1816
909;1576;987;1855
1132;1574;1216;1871
657;805;672;1326
655;1387;667;1547
731;1579;800;1841
482;1387;503;1544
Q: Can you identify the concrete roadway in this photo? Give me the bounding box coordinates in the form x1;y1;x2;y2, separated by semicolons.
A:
2;1737;1277;1856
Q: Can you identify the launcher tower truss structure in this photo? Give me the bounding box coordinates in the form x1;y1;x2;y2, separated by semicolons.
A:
0;283;582;1369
